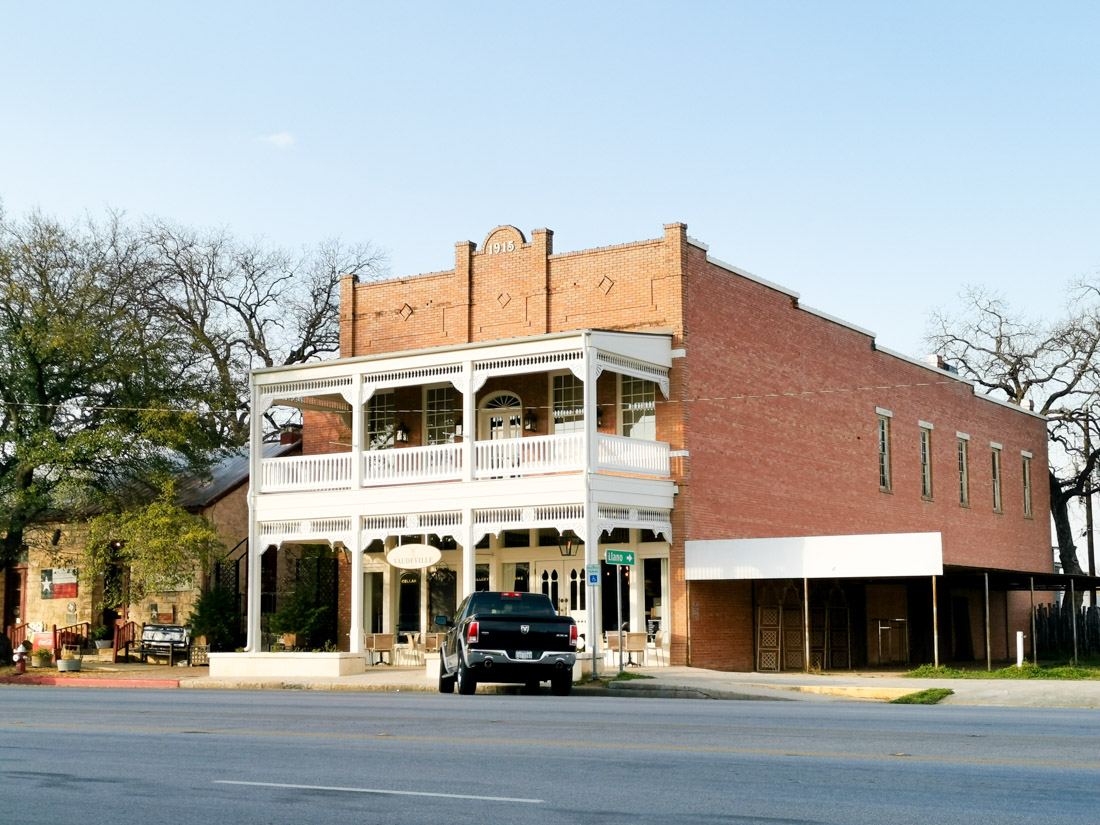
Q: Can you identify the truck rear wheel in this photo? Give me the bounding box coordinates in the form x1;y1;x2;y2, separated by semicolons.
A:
457;654;477;695
550;671;572;696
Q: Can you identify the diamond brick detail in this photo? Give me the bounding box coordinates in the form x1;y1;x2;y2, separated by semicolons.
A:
497;292;511;308
398;303;413;320
598;276;614;294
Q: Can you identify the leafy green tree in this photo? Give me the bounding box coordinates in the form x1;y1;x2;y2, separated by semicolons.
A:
82;491;225;606
0;208;220;575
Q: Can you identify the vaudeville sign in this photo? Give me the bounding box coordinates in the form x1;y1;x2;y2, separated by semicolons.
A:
386;543;442;570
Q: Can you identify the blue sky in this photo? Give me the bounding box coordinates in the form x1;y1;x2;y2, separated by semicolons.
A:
2;2;1098;358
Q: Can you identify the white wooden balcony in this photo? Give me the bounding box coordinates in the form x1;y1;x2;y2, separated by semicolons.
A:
258;433;669;494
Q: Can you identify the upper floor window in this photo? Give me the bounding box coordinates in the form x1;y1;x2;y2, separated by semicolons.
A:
480;391;522;440
919;426;933;499
957;435;969;506
877;413;892;491
366;391;395;450
991;445;1003;513
621;376;656;440
425;385;457;445
552;373;584;434
1022;453;1033;518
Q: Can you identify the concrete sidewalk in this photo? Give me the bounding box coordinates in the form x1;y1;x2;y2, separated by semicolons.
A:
5;661;1100;707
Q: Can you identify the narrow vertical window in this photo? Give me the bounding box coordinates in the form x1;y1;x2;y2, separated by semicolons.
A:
957;438;969;506
365;391;395;450
621;376;656;440
425;386;457;445
552;373;584;434
877;416;891;491
1022;454;1032;518
991;447;1002;512
920;427;933;499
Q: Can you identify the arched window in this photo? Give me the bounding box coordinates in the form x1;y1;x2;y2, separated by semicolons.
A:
479;392;522;440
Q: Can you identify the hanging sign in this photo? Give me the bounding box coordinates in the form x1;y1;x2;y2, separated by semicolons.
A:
386;544;442;570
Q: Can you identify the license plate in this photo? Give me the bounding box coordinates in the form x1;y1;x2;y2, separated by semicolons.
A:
516;650;532;660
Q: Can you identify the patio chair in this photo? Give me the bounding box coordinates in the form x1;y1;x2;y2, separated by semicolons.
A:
366;633;394;666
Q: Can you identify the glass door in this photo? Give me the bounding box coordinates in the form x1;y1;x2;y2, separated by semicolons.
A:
533;560;588;643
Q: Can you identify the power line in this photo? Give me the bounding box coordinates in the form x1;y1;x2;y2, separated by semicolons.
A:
0;378;971;417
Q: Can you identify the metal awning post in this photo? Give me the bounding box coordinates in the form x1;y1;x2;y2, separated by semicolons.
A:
1030;576;1036;666
803;577;810;674
932;575;939;669
984;572;991;671
1071;578;1078;667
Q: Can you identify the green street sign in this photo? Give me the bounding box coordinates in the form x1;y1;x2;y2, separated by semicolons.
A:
605;549;635;566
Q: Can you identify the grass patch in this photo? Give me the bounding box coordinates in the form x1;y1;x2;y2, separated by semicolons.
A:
611;671;655;681
576;671;656;689
891;688;954;705
906;661;1100;680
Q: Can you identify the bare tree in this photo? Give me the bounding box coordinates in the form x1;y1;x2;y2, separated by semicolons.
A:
927;285;1100;575
142;220;388;443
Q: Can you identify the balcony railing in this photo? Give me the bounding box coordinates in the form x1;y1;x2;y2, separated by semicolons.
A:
597;433;671;478
259;433;669;492
363;443;463;486
474;433;584;479
261;453;352;492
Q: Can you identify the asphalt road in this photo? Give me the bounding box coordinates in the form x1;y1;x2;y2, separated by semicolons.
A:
2;688;1098;825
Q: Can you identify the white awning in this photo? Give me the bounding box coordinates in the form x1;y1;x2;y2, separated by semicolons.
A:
684;532;944;581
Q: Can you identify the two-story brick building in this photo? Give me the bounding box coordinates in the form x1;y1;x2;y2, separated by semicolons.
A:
226;223;1054;677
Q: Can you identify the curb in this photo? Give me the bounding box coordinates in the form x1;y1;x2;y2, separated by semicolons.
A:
608;681;798;701
0;675;179;689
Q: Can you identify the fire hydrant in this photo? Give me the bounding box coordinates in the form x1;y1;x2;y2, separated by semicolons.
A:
12;645;27;675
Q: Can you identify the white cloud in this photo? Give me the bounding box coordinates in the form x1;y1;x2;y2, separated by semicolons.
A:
259;132;295;149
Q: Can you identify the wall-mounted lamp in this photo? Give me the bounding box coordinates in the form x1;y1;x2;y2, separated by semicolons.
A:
596;406;604;427
523;410;538;431
395;422;410;443
557;530;580;557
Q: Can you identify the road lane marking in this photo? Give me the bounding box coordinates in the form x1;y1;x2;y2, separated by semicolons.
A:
3;722;1099;770
214;780;542;803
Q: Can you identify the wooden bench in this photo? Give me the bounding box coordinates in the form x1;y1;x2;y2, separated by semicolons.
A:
125;624;191;667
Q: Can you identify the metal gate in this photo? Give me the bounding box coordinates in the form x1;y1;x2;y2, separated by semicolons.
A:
757;582;851;671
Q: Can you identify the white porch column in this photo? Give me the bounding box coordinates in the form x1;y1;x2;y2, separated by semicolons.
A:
583;334;601;673
461;507;476;599
245;379;264;651
350;373;364;489
349;524;365;654
245;516;263;651
461;362;475;483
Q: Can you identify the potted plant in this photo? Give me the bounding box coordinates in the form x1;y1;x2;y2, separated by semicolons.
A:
31;647;53;668
90;626;113;650
57;645;82;672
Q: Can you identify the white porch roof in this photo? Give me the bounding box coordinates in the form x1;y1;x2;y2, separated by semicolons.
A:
684;532;944;580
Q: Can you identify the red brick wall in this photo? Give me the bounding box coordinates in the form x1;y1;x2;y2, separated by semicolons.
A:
341;224;687;358
681;245;1051;572
687;580;754;670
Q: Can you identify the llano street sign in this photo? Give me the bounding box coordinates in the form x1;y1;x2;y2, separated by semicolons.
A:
605;549;635;566
386;544;442;570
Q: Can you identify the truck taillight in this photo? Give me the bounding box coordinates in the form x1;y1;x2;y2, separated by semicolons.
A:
467;621;479;644
569;625;578;648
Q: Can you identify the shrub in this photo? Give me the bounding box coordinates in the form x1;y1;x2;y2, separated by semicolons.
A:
188;585;241;652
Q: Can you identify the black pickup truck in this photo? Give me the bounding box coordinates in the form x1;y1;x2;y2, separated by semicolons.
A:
437;591;578;695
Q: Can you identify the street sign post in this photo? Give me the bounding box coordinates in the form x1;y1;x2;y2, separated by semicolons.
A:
605;549;635;566
586;563;600;586
604;550;635;673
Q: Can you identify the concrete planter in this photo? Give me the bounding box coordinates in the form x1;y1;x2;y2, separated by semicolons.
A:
56;659;82;672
